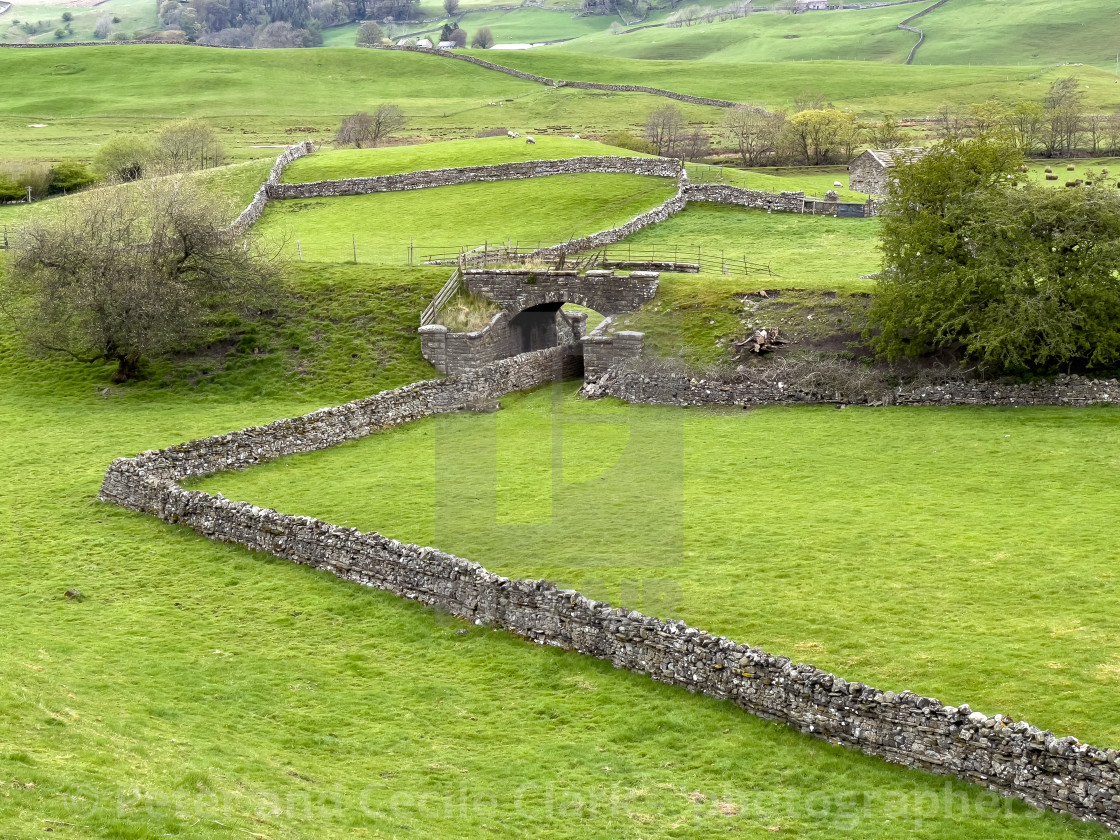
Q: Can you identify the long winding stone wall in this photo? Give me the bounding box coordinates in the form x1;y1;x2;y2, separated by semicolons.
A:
98;349;1120;835
584;365;1120;408
363;44;747;109
268;155;681;198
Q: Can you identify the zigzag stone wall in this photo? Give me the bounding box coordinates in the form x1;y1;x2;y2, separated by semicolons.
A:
97;348;1120;835
268;156;681;198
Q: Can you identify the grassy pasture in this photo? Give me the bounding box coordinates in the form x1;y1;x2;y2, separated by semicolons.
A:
256;173;678;263
0;265;1106;838
198;381;1120;755
282;136;647;182
0;46;723;164
0;0;156;43
468;50;1120;115
556;3;919;63
0;159;274;229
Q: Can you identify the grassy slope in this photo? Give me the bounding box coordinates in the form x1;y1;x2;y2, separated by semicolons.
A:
557;3;919;62
0;158;275;229
1;261;1106;838
0;0;156;43
470;49;1120;114
283;136;647;182
199;382;1120;755
914;0;1120;68
0;45;727;164
257;173;678;262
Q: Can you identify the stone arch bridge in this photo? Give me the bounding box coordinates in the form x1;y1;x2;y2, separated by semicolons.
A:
419;268;657;375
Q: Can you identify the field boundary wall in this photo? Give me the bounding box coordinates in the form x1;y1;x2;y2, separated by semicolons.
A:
268;155;681;198
362;44;749;109
99;348;1120;836
232;141;315;230
585;363;1120;408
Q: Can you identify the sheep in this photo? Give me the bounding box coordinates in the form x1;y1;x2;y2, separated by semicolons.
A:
572;134;581;139
526;136;536;144
507;130;519;138
833;181;843;187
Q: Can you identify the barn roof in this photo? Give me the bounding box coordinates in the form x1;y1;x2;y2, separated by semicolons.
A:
863;147;927;169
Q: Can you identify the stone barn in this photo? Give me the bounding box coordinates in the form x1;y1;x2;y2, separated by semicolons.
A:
848;148;926;196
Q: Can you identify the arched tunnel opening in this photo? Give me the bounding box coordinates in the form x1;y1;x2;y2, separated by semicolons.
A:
507;303;608;355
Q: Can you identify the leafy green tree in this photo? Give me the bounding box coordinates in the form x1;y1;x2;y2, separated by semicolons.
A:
0;173;24;202
94;135;156;181
871;137;1120;374
49;160;99;194
355;20;384;45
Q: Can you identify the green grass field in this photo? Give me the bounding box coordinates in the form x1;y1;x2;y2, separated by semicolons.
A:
196;382;1120;757
2;264;1111;838
467;50;1120;115
283;136;646;182
0;0;156;43
0;45;725;164
257;173;678;263
555;3;920;63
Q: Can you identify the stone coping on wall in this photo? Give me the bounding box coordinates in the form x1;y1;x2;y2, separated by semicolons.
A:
98;346;1120;835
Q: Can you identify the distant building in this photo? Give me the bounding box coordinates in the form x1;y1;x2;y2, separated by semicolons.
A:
437;40;455;49
416;37;433;48
796;0;829;9
848;147;927;196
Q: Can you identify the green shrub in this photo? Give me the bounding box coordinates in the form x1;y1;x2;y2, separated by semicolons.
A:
602;131;657;155
48;160;99;194
872;136;1120;374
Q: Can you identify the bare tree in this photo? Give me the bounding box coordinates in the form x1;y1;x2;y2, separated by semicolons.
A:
471;26;494;48
1084;112;1107;155
681;128;710;161
0;177;279;382
253;21;305;47
1106;113;1120;156
933;104;967;141
336;104;406;148
157;119;225;171
443;0;459;14
450;27;467;46
644;104;685;157
1007;101;1044;154
869;114;904;148
1042;77;1085;156
93;14;113;39
723;106;785;166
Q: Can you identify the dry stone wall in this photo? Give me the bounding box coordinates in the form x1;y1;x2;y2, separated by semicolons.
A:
418;313;516;375
98;348;1120;835
232;141;315;230
683;182;807;212
268;156;681;198
585;365;1120;408
363;44;745;109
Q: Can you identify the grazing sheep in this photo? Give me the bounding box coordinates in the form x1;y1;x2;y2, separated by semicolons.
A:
507;130;518;138
833;181;842;188
573;134;581;139
526;136;536;144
